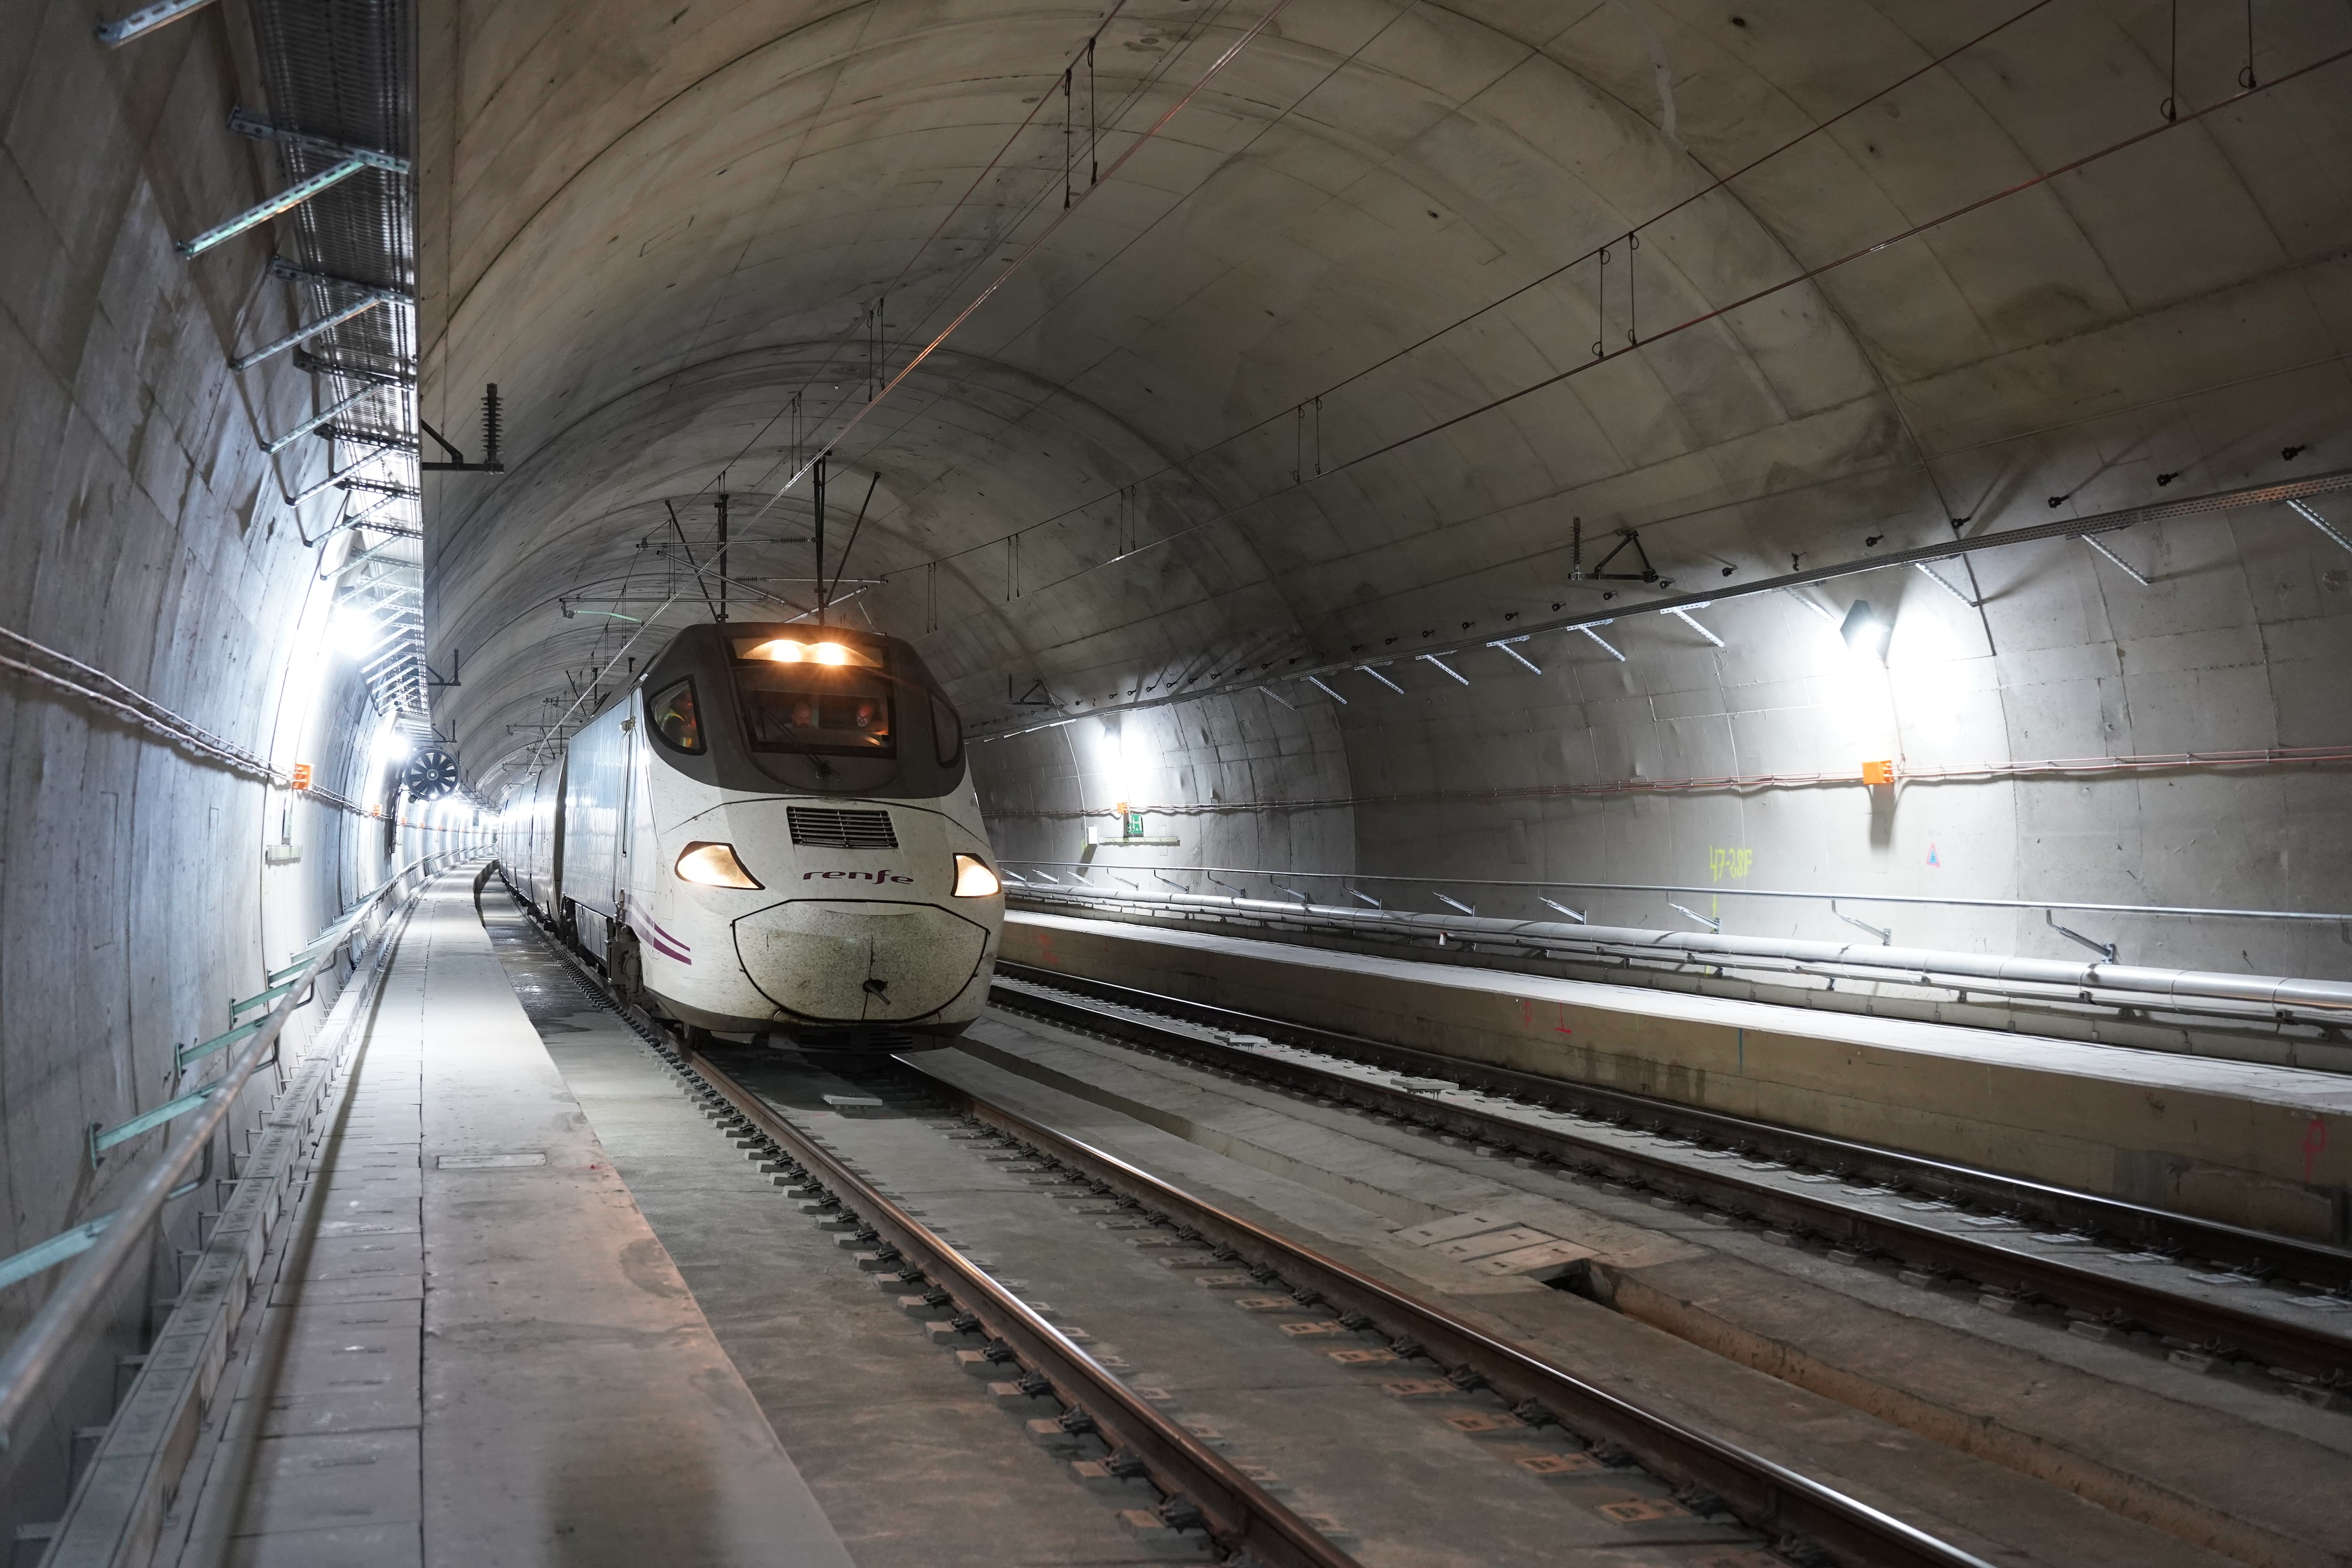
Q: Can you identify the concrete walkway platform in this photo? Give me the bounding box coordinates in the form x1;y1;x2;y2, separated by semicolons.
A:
157;872;852;1568
1002;912;2352;1245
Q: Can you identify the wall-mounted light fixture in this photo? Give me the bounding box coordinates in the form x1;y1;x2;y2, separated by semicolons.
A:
1839;600;1891;662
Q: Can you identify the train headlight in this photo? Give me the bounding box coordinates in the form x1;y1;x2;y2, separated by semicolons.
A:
675;841;764;889
952;853;1001;898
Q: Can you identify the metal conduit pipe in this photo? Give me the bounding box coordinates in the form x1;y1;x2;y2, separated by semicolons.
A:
1008;887;2352;1021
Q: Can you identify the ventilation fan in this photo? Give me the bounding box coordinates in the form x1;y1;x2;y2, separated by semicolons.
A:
405;749;461;801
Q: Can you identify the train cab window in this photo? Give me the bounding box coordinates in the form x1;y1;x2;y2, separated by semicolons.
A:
930;692;962;767
730;635;894;756
648;679;704;753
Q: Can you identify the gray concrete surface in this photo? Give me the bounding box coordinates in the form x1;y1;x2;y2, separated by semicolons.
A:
479;893;1170;1568
0;1;442;1528
940;1007;2352;1568
747;1068;1770;1568
1000;910;2352;1240
13;0;2352;1553
155;874;849;1568
415;0;2352;984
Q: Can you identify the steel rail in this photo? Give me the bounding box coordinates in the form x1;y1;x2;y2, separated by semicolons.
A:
673;1046;1363;1568
992;966;2352;1277
890;1054;1996;1568
0;850;472;1451
509;879;1979;1568
989;967;2352;1385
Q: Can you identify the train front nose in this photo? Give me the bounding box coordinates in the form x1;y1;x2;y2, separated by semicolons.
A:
731;899;990;1022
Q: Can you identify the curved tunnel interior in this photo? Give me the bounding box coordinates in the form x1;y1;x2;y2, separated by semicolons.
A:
419;0;2352;972
6;0;2352;1552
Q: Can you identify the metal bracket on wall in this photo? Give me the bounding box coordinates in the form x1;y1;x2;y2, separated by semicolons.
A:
2082;534;2153;586
178;144;408;258
1540;896;1588;923
1668;900;1721;933
295;350;413;389
1588;528;1661;583
95;0;219;46
229;291;397;372
270;256;407;296
227;108;396;169
318;426;419;453
1831;900;1892;945
2046;908;2118;964
1578;623;1627;661
1486;635;1542;674
420;385;506;472
337;476;418;500
2288;500;2352;554
1664;604;1724;647
1911;559;1979;607
263;384;381;455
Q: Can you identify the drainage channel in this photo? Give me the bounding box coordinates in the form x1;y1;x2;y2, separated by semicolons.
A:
987;965;2352;1402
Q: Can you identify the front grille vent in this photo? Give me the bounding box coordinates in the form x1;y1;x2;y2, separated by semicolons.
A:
787;806;898;850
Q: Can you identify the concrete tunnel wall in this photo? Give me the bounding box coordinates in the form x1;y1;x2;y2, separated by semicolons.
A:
413;0;2352;984
7;0;2352;1522
0;8;480;1521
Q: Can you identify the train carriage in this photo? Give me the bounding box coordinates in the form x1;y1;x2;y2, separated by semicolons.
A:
503;621;1003;1051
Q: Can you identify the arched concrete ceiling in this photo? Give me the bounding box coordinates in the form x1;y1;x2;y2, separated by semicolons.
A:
417;0;2352;797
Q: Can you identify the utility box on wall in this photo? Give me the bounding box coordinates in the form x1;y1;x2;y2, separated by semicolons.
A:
1091;802;1176;846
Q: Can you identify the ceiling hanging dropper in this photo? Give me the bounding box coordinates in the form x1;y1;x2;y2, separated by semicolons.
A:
813;454;826;627
713;474;729;623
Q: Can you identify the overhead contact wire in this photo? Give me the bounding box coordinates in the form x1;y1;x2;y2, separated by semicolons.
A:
886;40;2352;625
697;1;1142;507
736;0;1306;533
854;0;2074;592
725;0;1247;516
836;0;1427;546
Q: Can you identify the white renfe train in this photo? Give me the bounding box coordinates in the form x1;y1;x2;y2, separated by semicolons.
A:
501;621;1004;1052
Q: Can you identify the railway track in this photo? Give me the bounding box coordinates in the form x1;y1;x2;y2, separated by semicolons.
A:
681;1051;1989;1568
506;887;1998;1568
986;963;2352;1400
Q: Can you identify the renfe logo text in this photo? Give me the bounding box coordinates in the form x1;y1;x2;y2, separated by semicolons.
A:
803;868;915;883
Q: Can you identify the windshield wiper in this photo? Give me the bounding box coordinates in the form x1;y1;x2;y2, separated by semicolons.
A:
770;718;835;778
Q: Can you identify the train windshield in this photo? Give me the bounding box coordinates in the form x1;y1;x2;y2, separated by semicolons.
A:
728;634;894;756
